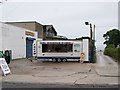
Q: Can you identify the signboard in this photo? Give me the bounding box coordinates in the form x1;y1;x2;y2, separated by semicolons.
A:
25;31;34;37
80;52;85;63
0;58;11;76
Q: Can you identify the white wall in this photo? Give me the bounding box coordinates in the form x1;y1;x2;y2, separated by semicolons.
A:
0;23;2;51
82;39;89;61
1;23;26;59
0;22;38;59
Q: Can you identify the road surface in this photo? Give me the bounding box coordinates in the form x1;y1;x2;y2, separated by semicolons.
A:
1;52;119;89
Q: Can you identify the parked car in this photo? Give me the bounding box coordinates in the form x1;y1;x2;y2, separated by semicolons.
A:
0;51;4;58
0;51;11;64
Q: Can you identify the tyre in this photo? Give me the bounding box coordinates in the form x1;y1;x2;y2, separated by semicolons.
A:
78;60;80;63
62;58;67;62
5;56;10;64
52;58;56;62
57;58;61;62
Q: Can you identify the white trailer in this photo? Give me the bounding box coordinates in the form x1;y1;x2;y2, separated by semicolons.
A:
36;38;90;62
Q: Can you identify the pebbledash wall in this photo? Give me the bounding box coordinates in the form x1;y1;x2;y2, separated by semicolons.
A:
0;22;38;59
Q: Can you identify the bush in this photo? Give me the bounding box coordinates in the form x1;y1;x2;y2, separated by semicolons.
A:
118;48;120;61
104;46;120;62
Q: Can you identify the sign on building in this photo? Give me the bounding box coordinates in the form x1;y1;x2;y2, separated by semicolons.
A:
25;31;34;36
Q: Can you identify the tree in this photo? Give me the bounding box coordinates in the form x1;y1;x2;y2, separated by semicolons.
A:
103;29;120;47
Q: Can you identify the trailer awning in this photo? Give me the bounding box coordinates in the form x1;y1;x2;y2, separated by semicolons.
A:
41;41;73;44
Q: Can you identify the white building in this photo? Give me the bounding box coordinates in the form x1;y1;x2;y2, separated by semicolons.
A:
0;22;38;59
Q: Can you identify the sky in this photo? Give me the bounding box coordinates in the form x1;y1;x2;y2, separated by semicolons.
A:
0;0;119;50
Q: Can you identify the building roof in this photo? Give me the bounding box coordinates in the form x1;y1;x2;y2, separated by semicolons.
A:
5;21;43;25
43;25;57;35
5;21;57;33
76;37;90;40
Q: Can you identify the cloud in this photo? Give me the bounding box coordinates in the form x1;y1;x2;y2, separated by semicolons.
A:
1;2;118;50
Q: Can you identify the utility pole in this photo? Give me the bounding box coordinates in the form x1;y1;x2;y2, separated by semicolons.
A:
85;22;93;63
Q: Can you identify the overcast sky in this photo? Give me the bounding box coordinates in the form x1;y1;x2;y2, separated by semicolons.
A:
0;0;119;50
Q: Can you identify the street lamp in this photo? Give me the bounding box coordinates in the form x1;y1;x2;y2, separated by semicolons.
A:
85;22;92;41
85;22;93;63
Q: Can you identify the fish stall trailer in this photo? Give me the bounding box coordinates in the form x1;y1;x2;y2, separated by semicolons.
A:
35;38;90;62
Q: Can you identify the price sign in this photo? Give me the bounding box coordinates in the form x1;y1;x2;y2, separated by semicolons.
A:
0;58;11;76
80;52;85;63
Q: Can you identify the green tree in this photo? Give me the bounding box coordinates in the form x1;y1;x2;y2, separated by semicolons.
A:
103;29;120;47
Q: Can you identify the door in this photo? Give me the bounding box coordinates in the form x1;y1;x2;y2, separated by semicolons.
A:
36;40;42;57
26;37;35;58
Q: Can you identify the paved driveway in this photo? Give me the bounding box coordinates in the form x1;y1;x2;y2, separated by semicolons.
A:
2;52;119;88
2;59;91;84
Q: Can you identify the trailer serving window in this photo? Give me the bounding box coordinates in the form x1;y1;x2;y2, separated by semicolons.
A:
74;44;80;52
42;41;73;53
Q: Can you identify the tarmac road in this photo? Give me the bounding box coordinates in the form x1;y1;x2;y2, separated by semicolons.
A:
2;82;118;88
1;52;119;89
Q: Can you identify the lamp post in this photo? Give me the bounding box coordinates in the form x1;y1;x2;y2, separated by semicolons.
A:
93;25;96;63
93;25;95;41
85;22;93;63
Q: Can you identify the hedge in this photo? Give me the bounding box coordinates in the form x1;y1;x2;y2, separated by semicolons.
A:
104;47;120;61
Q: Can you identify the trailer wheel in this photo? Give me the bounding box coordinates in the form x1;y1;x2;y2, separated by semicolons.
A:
52;58;56;62
57;58;61;62
62;58;67;62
